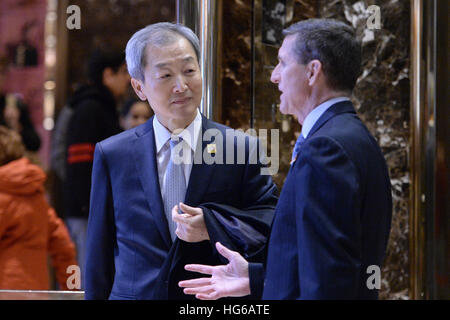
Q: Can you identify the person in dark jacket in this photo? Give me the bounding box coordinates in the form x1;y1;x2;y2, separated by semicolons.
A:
64;48;130;286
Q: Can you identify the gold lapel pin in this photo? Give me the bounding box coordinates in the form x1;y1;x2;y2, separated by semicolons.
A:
207;143;216;154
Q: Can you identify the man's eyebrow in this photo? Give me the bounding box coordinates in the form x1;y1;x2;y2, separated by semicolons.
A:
183;56;195;63
153;56;196;69
154;62;170;69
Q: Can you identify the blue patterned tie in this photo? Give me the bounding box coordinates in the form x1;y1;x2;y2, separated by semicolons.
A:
291;134;306;163
163;137;186;241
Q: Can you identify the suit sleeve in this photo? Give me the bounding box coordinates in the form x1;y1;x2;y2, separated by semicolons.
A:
294;136;362;299
248;262;265;299
84;143;116;299
201;135;278;263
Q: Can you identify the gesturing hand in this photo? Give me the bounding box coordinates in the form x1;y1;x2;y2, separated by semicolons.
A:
178;242;251;300
172;202;210;242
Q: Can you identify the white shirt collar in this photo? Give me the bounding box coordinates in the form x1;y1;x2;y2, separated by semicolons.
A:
153;108;202;153
301;97;350;138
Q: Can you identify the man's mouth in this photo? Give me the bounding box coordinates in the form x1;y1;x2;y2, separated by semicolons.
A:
172;97;191;104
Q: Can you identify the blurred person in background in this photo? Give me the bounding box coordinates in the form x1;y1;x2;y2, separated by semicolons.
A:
63;48;130;286
0;56;41;156
119;97;153;130
0;126;77;290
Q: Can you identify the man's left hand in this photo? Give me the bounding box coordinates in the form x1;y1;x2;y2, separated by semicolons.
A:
172;202;210;242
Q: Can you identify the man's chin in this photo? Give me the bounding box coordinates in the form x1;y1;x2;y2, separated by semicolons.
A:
173;103;198;117
279;103;289;115
168;107;197;125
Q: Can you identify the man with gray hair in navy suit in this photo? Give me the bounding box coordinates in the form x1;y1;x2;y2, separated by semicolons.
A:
84;22;278;300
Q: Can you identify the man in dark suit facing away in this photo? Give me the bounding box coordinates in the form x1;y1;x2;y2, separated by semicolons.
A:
179;18;392;300
84;22;278;300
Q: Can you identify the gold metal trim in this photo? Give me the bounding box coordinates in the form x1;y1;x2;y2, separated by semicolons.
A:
409;0;426;300
177;0;222;121
199;0;222;120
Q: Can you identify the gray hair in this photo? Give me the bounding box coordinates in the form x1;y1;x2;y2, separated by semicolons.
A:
283;18;362;92
125;22;200;82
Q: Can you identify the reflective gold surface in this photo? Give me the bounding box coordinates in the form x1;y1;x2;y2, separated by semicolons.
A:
410;0;425;300
0;290;84;300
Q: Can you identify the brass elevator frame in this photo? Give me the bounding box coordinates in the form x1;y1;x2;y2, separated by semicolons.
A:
410;0;449;299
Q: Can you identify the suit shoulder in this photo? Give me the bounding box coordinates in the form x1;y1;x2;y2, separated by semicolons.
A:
316;113;376;149
306;116;385;178
97;128;137;152
302;135;347;158
206;119;232;132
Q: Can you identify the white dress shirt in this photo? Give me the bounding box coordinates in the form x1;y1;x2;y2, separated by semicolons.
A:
153;109;202;200
301;97;350;138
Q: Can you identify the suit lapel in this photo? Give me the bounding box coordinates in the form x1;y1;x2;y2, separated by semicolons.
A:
133;118;172;249
184;115;216;207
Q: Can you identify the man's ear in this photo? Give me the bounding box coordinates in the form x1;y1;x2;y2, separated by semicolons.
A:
307;59;322;86
102;67;113;85
131;78;147;101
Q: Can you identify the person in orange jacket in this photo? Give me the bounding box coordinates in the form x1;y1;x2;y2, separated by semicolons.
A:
0;126;77;290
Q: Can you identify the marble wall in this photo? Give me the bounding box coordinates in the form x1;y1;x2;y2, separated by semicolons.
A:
220;0;411;299
220;0;253;130
221;0;320;189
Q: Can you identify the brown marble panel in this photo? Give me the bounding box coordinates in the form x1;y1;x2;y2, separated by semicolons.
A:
220;0;253;130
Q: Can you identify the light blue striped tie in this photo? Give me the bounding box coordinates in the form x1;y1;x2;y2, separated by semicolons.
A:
291;134;305;163
163;137;186;241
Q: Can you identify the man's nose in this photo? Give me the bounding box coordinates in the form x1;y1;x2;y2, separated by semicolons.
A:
270;65;280;84
173;76;188;93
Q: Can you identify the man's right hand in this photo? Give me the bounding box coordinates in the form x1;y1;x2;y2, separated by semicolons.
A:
178;242;251;300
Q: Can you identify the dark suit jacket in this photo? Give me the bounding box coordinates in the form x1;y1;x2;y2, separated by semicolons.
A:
85;115;278;299
250;101;392;299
